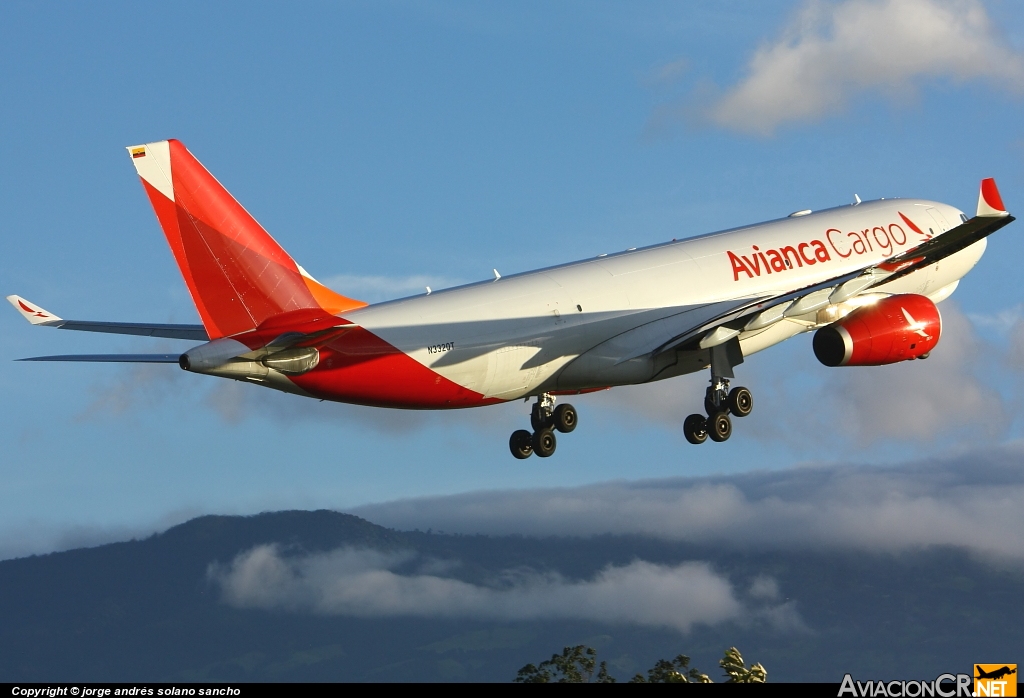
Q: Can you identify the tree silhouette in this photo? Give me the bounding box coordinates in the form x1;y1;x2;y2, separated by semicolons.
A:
720;647;768;683
514;645;616;683
629;654;711;683
515;645;766;683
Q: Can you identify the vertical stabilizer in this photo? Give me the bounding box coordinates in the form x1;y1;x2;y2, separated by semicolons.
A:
127;140;365;339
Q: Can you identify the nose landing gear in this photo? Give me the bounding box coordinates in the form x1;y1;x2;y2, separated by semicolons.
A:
509;393;578;459
684;340;753;445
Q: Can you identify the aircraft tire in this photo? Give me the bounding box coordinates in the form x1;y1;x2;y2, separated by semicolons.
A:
727;387;753;417
683;414;708;445
708;412;732;442
532;428;557;458
553;404;578;433
510;430;534;459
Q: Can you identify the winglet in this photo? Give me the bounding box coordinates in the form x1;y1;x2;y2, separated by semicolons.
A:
977;178;1008;218
6;295;64;326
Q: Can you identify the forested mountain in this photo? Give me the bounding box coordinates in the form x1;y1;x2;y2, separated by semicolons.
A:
0;510;1017;682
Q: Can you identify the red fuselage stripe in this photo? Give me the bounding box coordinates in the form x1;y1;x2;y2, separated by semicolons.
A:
286;326;501;409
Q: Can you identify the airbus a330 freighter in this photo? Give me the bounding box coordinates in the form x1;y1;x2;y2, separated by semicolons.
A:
7;140;1015;458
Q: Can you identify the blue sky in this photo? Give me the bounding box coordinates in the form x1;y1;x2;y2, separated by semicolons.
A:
2;0;1024;558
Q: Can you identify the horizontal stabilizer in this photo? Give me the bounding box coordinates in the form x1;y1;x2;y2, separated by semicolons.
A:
16;354;182;363
6;295;208;340
43;320;207;341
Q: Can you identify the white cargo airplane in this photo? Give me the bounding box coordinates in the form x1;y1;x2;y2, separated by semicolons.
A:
7;140;1014;458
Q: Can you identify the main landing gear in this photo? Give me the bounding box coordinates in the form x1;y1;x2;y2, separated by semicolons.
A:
683;383;753;444
684;341;753;445
509;393;578;459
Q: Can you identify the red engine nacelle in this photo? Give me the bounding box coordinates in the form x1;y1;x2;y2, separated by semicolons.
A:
812;294;941;367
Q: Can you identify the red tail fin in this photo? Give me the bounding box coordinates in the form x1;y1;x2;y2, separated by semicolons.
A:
127;140;365;339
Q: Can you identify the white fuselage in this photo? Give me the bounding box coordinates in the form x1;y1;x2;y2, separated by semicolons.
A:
343;199;982;400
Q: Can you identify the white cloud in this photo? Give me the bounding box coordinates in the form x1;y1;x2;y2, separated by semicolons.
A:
968;304;1024;334
1009;320;1024;371
209;544;775;633
812;301;1008;441
703;0;1024;135
643;58;690;87
748;575;781;601
11;442;1024;574
353;442;1024;560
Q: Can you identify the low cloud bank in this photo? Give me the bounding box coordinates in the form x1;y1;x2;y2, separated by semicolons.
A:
209;545;799;633
0;508;201;562
354;443;1024;560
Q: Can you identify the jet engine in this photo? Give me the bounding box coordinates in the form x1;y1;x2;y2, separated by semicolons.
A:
812;294;941;367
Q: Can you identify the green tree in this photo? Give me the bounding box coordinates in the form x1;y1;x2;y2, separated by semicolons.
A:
515;645;766;683
628;654;711;683
514;645;616;683
720;646;767;683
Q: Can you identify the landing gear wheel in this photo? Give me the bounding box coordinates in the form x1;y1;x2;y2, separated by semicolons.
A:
708;412;732;442
532;429;557;458
684;414;708;445
727;387;753;418
509;430;534;459
553;404;578;433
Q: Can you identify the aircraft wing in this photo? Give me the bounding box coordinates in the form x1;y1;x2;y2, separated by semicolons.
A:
628;179;1014;363
837;177;1012;292
6;295;209;341
640;270;863;360
865;216;1013;284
